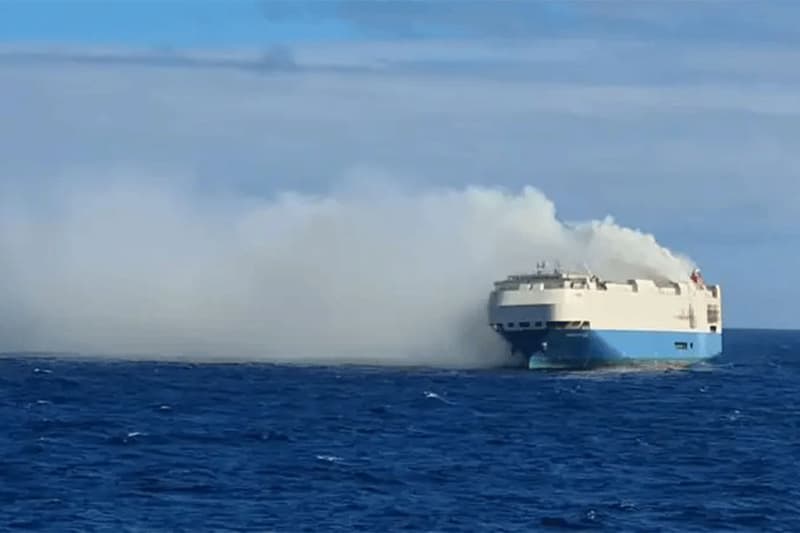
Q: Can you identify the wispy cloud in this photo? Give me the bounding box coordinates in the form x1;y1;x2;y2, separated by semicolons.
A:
0;45;300;73
261;1;800;43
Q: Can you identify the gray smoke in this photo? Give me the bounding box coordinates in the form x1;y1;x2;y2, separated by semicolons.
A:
0;172;694;367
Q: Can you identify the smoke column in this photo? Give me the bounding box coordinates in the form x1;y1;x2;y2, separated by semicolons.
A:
0;174;694;367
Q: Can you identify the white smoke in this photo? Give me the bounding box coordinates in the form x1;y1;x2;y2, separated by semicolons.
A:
0;171;695;367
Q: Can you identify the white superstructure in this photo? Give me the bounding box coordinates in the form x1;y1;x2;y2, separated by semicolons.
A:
489;265;722;334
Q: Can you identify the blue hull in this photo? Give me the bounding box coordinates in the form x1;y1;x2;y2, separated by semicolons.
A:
500;328;723;370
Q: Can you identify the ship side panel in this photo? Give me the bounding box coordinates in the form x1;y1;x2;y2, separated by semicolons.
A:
505;328;722;368
590;329;722;362
580;281;720;333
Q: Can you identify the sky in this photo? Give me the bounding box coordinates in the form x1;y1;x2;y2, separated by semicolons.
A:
1;0;799;339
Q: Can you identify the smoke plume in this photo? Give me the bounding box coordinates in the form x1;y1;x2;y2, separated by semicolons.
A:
0;172;694;367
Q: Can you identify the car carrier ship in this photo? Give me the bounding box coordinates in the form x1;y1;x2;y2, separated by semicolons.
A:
487;263;723;369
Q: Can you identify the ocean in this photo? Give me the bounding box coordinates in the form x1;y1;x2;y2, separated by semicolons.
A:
1;328;798;532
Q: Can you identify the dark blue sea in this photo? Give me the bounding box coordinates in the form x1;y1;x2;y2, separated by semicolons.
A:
2;329;799;532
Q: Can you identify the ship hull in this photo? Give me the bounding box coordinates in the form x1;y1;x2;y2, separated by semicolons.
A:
500;328;723;370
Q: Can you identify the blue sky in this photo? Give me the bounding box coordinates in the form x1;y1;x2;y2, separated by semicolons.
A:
0;0;356;45
6;0;798;46
1;0;800;338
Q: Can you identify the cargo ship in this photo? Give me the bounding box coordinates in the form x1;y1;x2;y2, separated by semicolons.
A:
487;263;723;369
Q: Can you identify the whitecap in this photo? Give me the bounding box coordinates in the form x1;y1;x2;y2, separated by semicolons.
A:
423;391;455;405
315;454;343;463
724;409;742;422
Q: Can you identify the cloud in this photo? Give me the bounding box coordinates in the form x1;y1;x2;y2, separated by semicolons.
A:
0;45;301;73
260;1;800;43
1;37;798;329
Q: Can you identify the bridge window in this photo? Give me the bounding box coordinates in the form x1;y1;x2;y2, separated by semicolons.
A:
535;321;542;327
519;321;530;328
675;341;688;350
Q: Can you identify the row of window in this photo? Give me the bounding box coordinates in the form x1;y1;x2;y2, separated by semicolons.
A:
499;321;542;329
495;321;591;330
